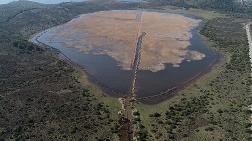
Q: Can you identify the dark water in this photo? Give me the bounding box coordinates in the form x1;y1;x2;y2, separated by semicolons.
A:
136;27;218;97
35;33;132;96
32;13;218;98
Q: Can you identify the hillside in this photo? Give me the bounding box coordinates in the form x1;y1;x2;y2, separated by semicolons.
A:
148;0;251;13
0;1;135;140
0;1;251;141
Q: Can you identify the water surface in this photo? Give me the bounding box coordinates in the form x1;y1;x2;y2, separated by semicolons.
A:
32;10;218;98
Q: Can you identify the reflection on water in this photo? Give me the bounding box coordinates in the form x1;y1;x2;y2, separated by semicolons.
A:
32;10;218;98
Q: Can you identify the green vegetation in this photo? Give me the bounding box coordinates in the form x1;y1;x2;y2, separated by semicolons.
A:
0;41;120;140
72;61;121;120
149;0;250;13
0;1;251;141
137;9;251;141
150;5;225;20
0;1;131;140
0;1;45;23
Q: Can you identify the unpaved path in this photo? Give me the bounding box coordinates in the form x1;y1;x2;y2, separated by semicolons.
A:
119;32;146;141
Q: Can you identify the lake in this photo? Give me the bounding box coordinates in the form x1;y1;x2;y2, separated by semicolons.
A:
31;10;218;99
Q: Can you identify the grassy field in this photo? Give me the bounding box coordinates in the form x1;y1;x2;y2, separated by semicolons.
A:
136;7;251;141
71;63;121;120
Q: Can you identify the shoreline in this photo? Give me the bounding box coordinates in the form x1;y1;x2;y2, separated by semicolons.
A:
29;10;221;105
31;34;124;97
30;30;221;105
139;52;222;104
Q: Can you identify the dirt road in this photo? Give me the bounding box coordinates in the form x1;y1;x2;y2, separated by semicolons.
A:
119;32;146;141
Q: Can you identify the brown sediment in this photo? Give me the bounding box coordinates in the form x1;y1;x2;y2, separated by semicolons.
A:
41;10;204;72
32;10;220;105
138;51;222;105
35;32;221;105
32;34;125;98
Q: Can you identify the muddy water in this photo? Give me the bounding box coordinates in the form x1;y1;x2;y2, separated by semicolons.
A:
136;27;218;97
32;10;218;99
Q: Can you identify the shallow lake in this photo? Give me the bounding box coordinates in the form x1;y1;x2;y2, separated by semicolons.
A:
32;10;218;98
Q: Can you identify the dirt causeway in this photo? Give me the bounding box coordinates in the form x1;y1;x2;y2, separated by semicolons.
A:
43;10;204;72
